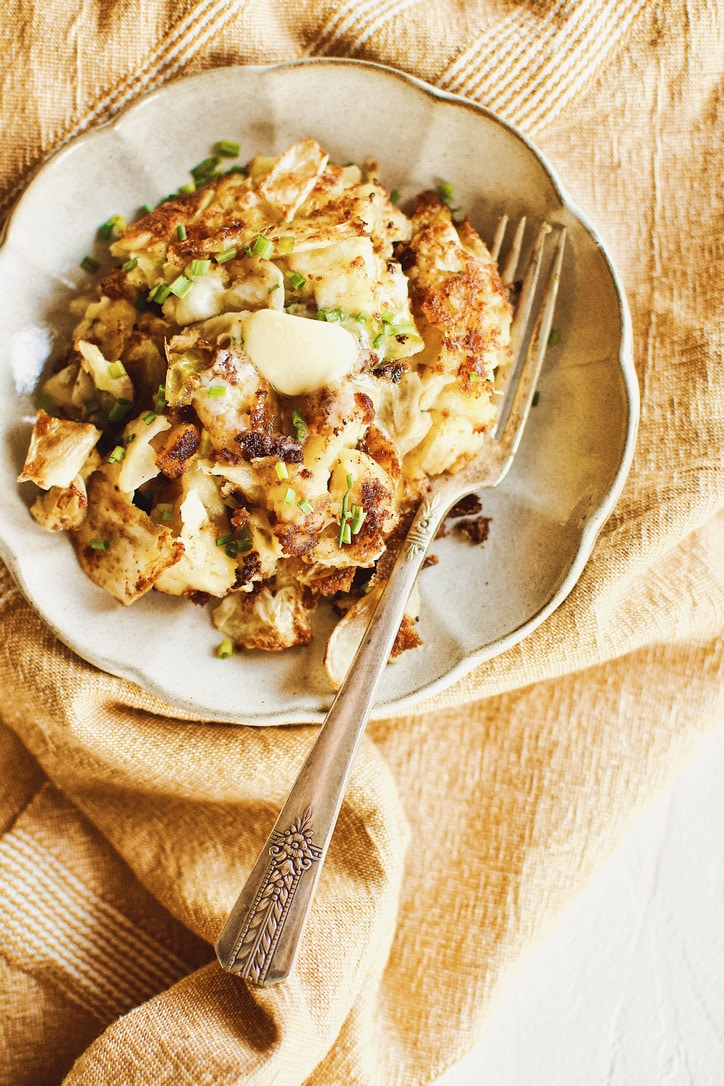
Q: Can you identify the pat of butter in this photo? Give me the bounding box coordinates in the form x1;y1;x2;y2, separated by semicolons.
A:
243;309;358;396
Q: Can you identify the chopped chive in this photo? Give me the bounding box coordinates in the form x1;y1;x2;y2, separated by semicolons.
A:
108;360;127;379
372;332;384;349
532;390;540;407
216;637;234;659
140;203;153;215
380;311;395;324
437;180;455;205
89;538;109;551
297;498;314;514
346;473;353;490
156;504;174;522
318;306;346;322
80;255;99;274
217;139;240;157
154;386;166;413
225;541;239;558
340;522;352;545
287;271;306;290
108;397;132;423
98;214;126;241
237;526;253;553
283;487;296;506
190;258;211;276
206;384;226;397
389;321;417;337
215;247;238;264
122;257;138;273
107;444;126;464
169;274;193;298
216;534;233;547
275;461;289;481
191;156;221;184
350;505;366;534
390;189;401;204
355;311;368;323
125;431;137;443
548;328;561;346
252;234;274;260
277;235;295;254
176;223;187;241
291;410;307;440
148;282;171;304
143;410;157;425
178;182;196;194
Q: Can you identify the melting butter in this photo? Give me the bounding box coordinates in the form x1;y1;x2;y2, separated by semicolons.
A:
243;309;358;396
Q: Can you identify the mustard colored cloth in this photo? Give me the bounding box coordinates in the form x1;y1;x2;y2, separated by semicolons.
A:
1;2;723;1083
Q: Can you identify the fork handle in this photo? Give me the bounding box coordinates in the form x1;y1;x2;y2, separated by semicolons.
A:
215;491;446;985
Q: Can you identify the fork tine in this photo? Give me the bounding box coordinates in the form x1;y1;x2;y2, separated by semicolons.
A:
501;215;527;285
490;214;508;262
494;225;567;450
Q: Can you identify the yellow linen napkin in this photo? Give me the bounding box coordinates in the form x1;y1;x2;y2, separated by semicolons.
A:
1;2;723;1084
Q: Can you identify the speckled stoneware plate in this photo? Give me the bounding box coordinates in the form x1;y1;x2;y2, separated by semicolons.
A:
0;60;637;725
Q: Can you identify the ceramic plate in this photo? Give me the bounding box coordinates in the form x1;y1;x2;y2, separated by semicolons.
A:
0;60;637;724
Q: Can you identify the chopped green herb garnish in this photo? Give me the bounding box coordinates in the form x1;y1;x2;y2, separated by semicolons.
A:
108;360;127;379
122;257;138;273
108;397;132;423
548;328;561;347
318;306;346;322
176;223;187;241
143;411;157;425
277;235;295;254
531;390;540;407
190;258;211;276
350;505;366;534
237;527;253;553
107;445;126;464
437;180;455;205
207;385;226;397
178;182;196;194
287;271;306;290
355;311;368;323
217;139;240;157
148;282;171;304
89;538;109;551
98;214;126;241
169;274;193;298
291;410;307;441
215;247;238;264
297;498;314;515
380;311;395;324
154;386;166;413
372;332;384;349
191;156;221;184
216;534;233;547
275;461;289;481
80;255;99;274
252;234;274;260
390;189;401;204
216;637;234;659
283;487;296;506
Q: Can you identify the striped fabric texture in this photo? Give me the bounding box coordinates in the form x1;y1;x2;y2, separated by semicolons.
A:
1;1;722;1083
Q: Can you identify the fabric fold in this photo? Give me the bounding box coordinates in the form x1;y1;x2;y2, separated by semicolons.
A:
0;1;722;1084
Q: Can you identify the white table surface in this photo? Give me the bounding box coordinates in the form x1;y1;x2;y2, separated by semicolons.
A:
436;718;724;1086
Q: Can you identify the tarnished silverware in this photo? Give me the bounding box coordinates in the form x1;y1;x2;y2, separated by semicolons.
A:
216;219;566;985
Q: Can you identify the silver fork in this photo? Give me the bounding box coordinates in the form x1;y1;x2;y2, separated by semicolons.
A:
215;218;567;985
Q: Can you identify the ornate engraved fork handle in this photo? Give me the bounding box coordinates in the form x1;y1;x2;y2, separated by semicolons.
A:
215;491;451;985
